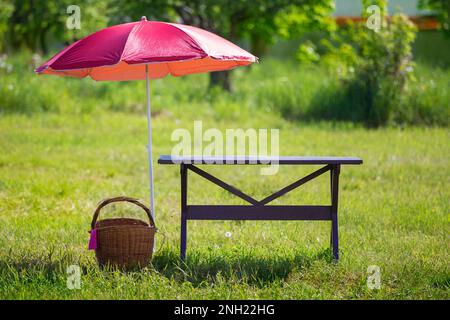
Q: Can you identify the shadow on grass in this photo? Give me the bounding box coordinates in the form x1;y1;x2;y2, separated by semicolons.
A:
277;79;369;126
0;247;333;288
151;248;333;287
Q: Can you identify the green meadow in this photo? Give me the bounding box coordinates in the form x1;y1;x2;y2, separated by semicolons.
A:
0;78;448;298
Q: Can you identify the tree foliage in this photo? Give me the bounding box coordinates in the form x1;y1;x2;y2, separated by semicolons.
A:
1;0;334;89
4;0;109;53
111;0;334;90
0;0;14;51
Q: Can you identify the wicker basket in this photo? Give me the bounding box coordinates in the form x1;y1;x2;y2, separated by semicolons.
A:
89;196;157;270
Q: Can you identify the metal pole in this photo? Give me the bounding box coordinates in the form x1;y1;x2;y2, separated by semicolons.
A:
145;64;156;227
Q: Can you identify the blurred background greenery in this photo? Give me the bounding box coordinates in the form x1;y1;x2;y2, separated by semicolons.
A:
0;0;448;127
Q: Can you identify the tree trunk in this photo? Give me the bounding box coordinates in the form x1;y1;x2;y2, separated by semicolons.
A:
250;33;269;58
209;70;232;91
39;29;48;55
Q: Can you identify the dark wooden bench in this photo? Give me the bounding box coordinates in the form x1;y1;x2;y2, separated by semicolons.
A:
158;155;363;261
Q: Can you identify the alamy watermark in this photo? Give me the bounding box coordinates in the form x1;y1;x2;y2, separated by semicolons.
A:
171;121;280;175
366;5;381;32
66;5;81;30
367;265;381;290
66;264;81;289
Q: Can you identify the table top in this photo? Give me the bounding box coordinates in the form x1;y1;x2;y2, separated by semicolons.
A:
158;155;363;165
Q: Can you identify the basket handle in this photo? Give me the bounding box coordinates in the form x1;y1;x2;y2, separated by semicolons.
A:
91;196;155;230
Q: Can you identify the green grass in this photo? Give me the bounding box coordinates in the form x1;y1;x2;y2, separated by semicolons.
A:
0;109;448;299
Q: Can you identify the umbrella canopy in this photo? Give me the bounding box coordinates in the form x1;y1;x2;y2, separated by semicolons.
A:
35;17;257;230
36;17;257;80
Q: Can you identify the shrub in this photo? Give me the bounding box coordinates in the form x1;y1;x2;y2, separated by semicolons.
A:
308;0;418;127
395;64;450;126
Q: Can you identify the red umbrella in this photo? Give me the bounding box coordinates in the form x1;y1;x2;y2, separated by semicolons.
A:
35;17;257;223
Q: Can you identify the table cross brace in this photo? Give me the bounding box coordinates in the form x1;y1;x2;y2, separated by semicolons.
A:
186;164;332;206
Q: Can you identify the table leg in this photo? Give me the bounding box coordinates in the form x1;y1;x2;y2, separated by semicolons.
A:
331;165;340;261
180;164;187;261
329;170;333;248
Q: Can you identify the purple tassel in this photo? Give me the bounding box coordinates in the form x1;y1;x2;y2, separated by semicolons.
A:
88;229;97;250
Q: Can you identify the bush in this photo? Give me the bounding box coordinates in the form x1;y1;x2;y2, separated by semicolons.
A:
313;0;418;127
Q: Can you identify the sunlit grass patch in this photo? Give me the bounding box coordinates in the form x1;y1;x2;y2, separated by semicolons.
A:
0;112;448;299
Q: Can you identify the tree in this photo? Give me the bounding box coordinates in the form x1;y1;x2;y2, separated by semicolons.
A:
112;0;334;91
171;0;334;90
6;0;109;54
4;0;335;89
0;0;14;52
109;0;176;24
8;1;70;53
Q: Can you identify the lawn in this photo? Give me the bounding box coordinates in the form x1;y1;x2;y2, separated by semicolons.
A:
0;110;448;299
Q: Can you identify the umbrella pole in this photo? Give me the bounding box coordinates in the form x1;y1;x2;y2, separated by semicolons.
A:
145;64;156;227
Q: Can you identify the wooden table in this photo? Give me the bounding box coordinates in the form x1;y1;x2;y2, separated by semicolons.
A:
158;155;363;261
